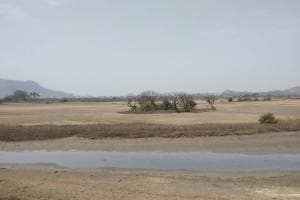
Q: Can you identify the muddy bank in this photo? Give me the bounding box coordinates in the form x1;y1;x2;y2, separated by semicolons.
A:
1;131;300;154
0;165;299;200
1;120;300;142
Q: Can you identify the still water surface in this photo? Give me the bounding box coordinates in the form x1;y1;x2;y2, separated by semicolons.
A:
0;151;300;171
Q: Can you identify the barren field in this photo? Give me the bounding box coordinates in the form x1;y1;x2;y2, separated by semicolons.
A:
1;165;300;200
1;99;300;200
1;99;300;141
0;99;300;126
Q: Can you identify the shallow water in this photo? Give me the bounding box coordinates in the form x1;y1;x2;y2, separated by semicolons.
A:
0;151;300;171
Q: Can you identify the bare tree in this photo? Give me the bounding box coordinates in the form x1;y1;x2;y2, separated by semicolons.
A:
137;90;160;106
177;93;197;112
127;98;137;111
30;92;40;99
127;91;197;113
169;93;197;112
205;96;216;110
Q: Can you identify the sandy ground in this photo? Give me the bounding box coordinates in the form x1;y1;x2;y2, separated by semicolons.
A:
0;99;300;125
1;131;300;154
0;165;300;200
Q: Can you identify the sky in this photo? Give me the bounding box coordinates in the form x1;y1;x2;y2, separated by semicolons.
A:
0;0;300;96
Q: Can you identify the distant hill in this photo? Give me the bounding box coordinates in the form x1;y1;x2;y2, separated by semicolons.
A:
283;86;300;95
0;79;73;98
221;86;300;97
221;90;256;98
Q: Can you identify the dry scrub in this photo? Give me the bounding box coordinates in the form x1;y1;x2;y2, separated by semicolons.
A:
0;120;300;142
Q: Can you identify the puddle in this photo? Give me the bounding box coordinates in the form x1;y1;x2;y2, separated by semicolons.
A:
0;151;300;171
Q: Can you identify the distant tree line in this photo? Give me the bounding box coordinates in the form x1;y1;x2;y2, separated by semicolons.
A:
0;90;128;103
227;96;272;103
0;89;278;106
3;90;40;102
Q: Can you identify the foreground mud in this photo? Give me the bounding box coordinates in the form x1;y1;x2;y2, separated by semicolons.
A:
0;165;299;200
1;131;299;199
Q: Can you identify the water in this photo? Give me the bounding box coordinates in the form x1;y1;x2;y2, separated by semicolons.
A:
0;150;300;171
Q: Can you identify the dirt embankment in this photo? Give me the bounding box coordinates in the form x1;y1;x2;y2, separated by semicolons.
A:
1;131;299;154
0;120;300;142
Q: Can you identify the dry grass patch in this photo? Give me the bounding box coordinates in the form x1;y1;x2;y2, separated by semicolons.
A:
0;120;299;142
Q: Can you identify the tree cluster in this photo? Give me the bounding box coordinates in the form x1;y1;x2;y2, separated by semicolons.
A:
3;90;40;102
128;91;197;113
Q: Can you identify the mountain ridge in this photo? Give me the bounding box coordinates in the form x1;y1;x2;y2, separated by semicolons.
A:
221;86;300;97
0;78;73;98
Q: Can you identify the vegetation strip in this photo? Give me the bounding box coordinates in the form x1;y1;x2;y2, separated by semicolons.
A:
0;120;300;142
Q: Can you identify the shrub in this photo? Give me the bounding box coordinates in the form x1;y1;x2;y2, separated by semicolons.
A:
238;97;252;102
127;92;197;113
228;97;233;102
60;98;68;103
138;102;158;112
263;97;272;101
161;99;173;110
3;90;29;102
259;113;278;124
188;99;197;109
178;94;197;112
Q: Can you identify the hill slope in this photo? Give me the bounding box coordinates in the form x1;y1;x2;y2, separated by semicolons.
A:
221;86;300;97
0;79;73;98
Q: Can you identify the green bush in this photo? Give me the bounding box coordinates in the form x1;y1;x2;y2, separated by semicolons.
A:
259;113;278;124
228;97;233;102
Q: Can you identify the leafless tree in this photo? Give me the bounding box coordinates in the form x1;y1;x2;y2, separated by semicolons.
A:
127;98;137;111
30;92;40;99
206;96;216;110
137;90;160;106
127;91;197;113
169;93;197;112
177;93;197;112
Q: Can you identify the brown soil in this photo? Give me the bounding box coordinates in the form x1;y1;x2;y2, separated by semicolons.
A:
1;100;299;126
0;120;300;142
0;166;299;200
1;131;300;154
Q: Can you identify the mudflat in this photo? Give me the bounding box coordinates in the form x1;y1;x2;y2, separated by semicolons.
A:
1;132;300;199
1;131;300;154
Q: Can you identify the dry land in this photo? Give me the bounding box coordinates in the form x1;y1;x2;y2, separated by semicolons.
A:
1;120;300;141
0;165;300;200
0;99;299;126
1;131;300;154
0;99;300;141
0;100;300;199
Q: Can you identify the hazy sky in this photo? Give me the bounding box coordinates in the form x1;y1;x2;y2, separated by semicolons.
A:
0;0;300;96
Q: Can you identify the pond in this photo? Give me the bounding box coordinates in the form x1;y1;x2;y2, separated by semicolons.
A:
1;151;300;171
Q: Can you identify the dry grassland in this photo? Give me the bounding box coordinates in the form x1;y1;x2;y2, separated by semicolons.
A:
0;99;299;126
